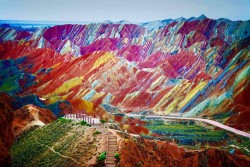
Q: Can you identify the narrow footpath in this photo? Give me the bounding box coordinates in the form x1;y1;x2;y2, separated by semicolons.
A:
64;114;118;166
105;132;118;167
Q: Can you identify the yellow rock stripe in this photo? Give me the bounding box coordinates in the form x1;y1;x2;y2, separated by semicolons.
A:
92;52;115;70
178;81;207;109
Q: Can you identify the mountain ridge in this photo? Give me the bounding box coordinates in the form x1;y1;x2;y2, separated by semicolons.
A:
0;16;249;131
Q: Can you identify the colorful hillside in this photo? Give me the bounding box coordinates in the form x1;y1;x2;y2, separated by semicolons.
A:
1;16;249;131
0;15;250;166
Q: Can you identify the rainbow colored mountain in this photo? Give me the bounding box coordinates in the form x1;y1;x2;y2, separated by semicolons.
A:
0;16;249;131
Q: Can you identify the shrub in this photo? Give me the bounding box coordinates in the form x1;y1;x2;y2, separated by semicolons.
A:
114;153;120;160
58;117;72;123
79;120;87;125
79;120;91;126
98;151;106;161
100;119;106;124
93;131;102;135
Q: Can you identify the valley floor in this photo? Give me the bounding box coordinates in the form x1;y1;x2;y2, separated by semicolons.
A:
10;117;250;167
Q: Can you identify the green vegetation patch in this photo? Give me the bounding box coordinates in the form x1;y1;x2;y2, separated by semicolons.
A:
227;137;250;156
10;121;72;167
144;119;250;156
93;130;102;135
114;153;120;160
78;120;92;126
98;151;106;161
145;120;228;145
100;119;106;124
10;119;98;167
58;117;72;123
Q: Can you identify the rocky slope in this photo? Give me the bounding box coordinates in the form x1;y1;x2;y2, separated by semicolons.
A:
116;131;250;167
0;93;15;167
0;92;59;166
13;104;56;137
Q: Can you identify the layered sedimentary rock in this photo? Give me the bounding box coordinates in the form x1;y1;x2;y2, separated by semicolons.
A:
0;16;249;129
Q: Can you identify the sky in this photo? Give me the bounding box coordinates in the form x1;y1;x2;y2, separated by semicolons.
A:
0;0;250;22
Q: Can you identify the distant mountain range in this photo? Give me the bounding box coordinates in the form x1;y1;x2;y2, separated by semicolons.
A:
0;14;245;28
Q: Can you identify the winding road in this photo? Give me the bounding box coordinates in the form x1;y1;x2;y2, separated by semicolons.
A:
125;114;250;139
